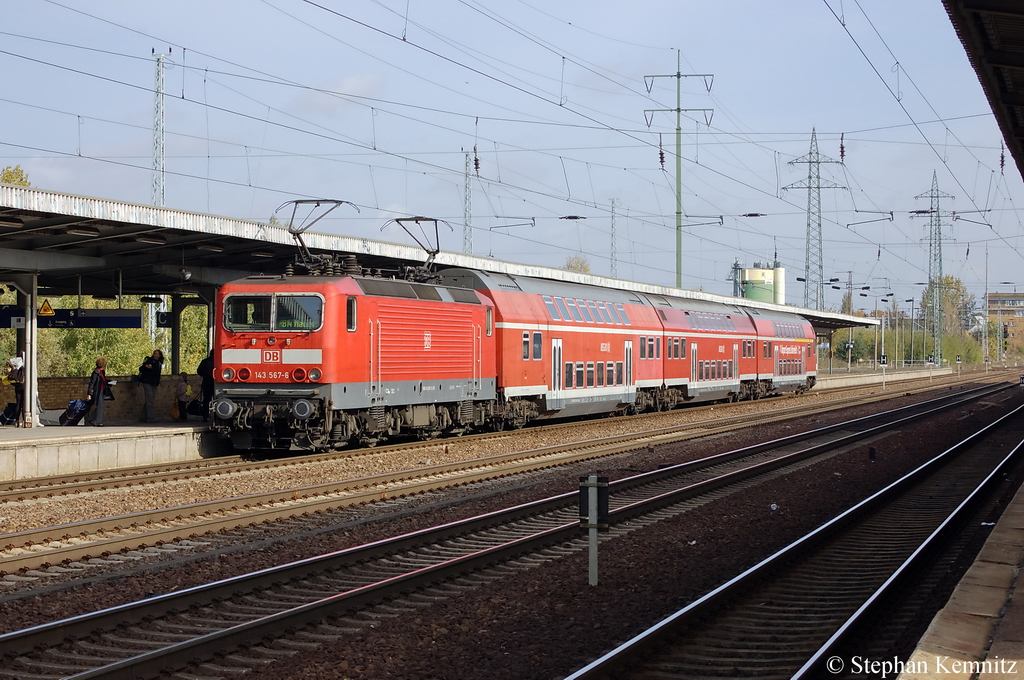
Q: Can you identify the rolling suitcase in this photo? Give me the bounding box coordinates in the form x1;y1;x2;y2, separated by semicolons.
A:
59;398;90;426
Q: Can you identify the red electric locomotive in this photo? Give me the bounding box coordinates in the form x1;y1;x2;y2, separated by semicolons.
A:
210;264;816;452
211;273;497;450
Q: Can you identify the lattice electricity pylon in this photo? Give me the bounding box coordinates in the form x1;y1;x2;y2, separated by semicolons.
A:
784;129;845;310
463;152;473;254
152;50;169;207
912;171;954;364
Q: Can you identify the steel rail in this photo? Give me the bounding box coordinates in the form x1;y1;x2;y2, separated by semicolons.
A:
0;385;1014;679
1;369;1005;503
0;383;1009;575
562;401;1024;680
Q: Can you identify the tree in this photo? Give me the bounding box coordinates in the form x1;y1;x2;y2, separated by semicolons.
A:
919;275;975;336
564;254;591;274
0;295;210;378
0;165;30;187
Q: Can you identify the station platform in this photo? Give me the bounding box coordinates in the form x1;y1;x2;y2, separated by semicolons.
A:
0;419;217;482
899;482;1024;679
816;366;953;389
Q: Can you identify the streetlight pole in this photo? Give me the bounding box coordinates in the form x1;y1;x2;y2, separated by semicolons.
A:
905;299;915;367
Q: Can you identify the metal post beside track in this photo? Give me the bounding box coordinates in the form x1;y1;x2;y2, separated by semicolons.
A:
580;475;609;586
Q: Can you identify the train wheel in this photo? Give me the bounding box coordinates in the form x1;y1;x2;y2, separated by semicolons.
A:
492;419;506;432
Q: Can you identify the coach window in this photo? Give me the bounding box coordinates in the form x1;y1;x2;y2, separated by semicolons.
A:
576;362;585;388
640;337;647;359
606;362;615;386
346;296;357;332
486;307;493;336
533;332;543;360
680;338;686;359
647;337;655;359
577;299;594;323
587;301;605;323
566;299;584;322
554;297;571;321
597;361;605;387
565;362;574;389
656;337;661;359
606;303;622;325
542;295;561;320
615;304;631;325
522;332;531;360
615;361;623;385
586;362;595;387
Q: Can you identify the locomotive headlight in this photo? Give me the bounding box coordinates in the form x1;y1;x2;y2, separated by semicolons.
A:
213;398;237;419
308;368;322;381
222;367;235;381
267;336;276;345
292;399;314;420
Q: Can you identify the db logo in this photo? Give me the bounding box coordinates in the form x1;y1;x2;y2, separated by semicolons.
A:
424;332;432;350
263;349;281;363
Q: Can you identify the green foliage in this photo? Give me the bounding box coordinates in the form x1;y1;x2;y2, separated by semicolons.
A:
0;295;209;377
564;254;591;274
0;165;30;187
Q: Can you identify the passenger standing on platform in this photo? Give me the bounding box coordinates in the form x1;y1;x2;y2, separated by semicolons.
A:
174;372;191;422
138;349;164;423
5;357;24;427
197;350;214;422
85;357;108;427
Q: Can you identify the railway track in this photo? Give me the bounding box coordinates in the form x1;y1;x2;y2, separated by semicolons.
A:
563;392;1024;680
0;381;1008;576
1;368;1006;505
0;382;1014;679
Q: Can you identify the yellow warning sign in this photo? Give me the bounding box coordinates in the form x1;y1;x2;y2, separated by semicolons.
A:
38;299;55;316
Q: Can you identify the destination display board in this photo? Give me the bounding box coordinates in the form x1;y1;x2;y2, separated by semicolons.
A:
0;306;143;329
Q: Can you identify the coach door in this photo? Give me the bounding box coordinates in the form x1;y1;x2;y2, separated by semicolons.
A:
624;340;635;401
691;343;698;381
550;338;563;407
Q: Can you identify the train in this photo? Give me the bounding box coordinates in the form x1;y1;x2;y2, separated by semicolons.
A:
209;262;816;451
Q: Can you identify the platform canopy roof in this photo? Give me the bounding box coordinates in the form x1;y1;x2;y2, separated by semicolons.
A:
0;183;874;332
945;0;1024;180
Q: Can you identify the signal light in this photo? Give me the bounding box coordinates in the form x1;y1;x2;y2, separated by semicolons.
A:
292;367;307;382
238;367;251;381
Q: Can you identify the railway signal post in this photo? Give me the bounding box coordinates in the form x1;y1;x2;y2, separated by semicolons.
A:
579;475;609;586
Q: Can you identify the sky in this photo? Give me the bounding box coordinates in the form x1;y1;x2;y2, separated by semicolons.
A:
1;0;1021;315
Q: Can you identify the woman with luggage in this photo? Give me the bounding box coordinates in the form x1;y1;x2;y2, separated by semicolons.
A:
85;357;108;427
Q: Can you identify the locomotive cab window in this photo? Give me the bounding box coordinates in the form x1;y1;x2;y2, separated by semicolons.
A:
275;295;323;332
224;295;272;332
346;297;357;332
224;294;323;333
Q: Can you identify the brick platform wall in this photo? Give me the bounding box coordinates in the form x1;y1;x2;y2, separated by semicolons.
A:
0;375;201;422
